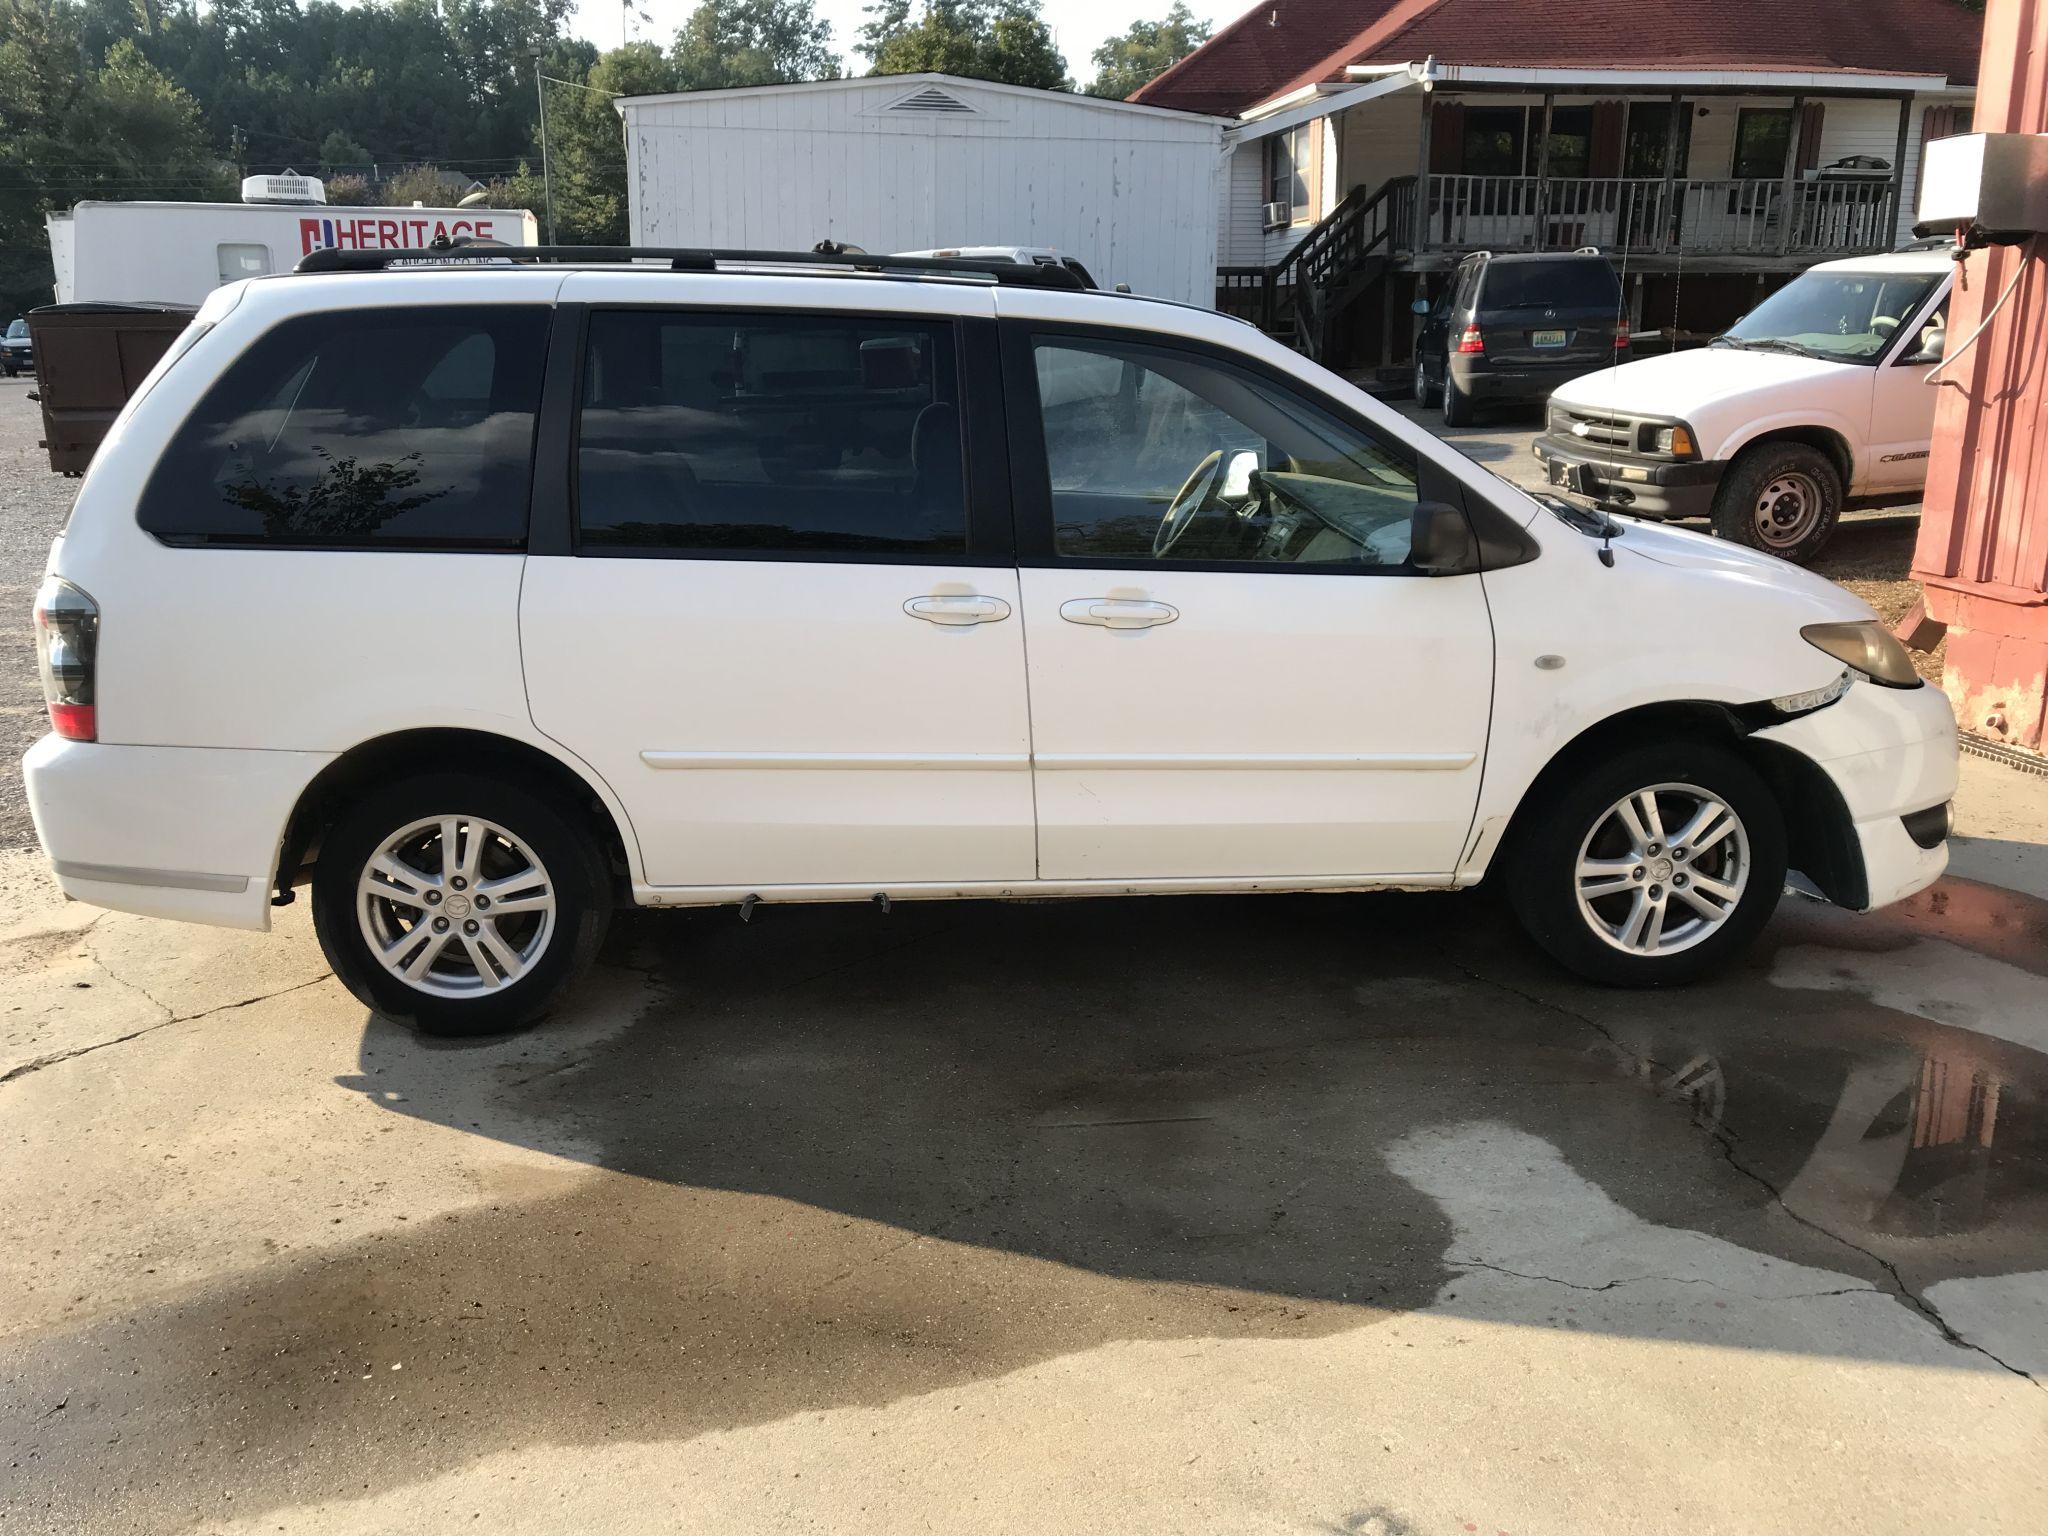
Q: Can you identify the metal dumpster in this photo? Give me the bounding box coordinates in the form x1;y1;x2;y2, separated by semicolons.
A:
25;302;197;474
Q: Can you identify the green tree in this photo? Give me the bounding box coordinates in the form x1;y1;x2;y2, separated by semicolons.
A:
542;42;676;244
1;8;225;311
379;162;463;205
1084;2;1207;99
672;0;834;91
319;129;370;173
860;0;1066;90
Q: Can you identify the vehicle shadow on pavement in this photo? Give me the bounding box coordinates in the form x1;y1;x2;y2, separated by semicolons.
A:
6;882;2045;1530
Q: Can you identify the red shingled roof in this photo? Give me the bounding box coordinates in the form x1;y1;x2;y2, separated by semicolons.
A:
1129;0;1411;117
1132;0;1982;116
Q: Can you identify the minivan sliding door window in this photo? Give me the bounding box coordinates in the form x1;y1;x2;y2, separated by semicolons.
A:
572;310;969;559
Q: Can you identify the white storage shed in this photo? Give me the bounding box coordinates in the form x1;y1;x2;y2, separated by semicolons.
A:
617;74;1230;306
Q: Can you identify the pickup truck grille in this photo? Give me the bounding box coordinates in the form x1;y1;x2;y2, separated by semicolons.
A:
1552;407;1638;451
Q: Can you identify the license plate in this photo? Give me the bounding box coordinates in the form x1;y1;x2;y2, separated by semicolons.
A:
1548;460;1568;486
1532;328;1567;348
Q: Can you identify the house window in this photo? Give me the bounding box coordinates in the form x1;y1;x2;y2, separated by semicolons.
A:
1622;101;1692;178
1733;108;1793;180
1461;107;1526;177
1537;105;1594;178
1266;124;1313;223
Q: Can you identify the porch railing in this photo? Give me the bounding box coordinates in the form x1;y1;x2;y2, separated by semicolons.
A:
1419;174;1896;257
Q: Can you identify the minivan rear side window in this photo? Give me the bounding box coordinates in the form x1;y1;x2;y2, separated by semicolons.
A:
139;306;548;548
574;309;967;558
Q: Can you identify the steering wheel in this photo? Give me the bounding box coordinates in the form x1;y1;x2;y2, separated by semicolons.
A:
1153;448;1226;558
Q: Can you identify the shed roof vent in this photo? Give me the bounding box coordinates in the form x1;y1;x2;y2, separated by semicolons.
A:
889;86;976;114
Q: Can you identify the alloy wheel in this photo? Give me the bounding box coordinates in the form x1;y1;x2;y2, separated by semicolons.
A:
1573;783;1751;957
357;814;557;997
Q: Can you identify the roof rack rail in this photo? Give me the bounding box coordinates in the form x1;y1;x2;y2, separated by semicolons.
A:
293;241;1090;290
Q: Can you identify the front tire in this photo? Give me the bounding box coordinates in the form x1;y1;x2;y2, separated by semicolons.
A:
1505;742;1787;987
312;772;611;1036
1710;442;1842;564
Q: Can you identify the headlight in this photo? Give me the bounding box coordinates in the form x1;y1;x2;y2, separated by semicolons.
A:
1650;424;1697;458
1800;621;1922;688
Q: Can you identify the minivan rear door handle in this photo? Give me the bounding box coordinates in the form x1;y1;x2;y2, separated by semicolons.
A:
903;594;1012;626
1058;598;1179;630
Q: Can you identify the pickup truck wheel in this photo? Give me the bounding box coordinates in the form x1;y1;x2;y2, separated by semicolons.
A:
311;772;610;1037
1710;442;1842;564
1505;742;1787;987
1441;370;1474;427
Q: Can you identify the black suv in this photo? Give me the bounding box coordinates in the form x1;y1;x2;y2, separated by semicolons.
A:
1412;251;1628;425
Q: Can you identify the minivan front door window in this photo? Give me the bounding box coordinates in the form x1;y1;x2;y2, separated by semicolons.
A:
1032;338;1419;568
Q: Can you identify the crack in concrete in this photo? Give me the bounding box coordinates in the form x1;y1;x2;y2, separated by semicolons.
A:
0;972;333;1088
1447;1255;1877;1302
1434;948;2045;1389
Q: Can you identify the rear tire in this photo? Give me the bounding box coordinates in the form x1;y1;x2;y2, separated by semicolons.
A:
1441;369;1474;427
1505;741;1787;987
312;772;611;1036
1710;441;1842;564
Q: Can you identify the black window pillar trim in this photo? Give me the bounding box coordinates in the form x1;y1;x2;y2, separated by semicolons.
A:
960;315;1017;565
995;316;1058;564
527;300;584;557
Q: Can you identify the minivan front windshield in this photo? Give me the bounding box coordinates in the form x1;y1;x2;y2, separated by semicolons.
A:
1714;269;1941;364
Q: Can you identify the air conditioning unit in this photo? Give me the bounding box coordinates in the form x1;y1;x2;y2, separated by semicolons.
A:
1262;200;1292;228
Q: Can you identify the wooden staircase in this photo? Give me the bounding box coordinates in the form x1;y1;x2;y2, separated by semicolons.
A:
1216;176;1416;367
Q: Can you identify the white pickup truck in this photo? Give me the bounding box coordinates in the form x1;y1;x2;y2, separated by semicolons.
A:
1532;249;1953;564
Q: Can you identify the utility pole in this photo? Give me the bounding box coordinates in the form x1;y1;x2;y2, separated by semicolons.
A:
529;46;557;243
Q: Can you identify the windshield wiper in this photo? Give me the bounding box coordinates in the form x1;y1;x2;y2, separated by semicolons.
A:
1718;336;1824;359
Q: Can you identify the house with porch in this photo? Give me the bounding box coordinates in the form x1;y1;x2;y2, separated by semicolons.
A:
1131;0;1981;374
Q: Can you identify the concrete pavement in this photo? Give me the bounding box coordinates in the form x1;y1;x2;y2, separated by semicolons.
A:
3;755;2046;1534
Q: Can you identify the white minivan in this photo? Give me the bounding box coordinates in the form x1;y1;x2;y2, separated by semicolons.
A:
1535;249;1953;565
28;247;1957;1034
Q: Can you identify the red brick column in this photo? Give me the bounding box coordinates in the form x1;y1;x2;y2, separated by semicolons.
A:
1909;0;2048;752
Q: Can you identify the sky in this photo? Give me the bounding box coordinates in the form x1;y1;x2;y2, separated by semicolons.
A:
564;0;1261;91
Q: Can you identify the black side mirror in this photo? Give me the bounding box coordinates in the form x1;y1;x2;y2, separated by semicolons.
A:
1410;500;1479;575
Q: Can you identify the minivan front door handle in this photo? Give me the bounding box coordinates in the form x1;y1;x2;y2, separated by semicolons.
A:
1058;598;1179;630
903;594;1012;626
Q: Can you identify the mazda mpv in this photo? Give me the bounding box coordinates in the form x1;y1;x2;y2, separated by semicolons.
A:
27;246;1958;1035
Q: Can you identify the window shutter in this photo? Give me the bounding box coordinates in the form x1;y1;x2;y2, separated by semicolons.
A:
1590;99;1626;179
1795;101;1825;173
1430;101;1465;174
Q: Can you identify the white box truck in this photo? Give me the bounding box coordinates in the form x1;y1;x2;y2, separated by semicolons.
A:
45;174;537;306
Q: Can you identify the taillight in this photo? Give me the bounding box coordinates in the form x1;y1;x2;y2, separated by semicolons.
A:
1456;325;1485;354
1614;322;1631;348
33;576;98;742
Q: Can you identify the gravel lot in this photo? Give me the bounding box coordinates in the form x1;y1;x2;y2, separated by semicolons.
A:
0;378;73;848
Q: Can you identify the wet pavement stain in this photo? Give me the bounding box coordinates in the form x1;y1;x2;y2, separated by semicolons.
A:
5;882;2048;1531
